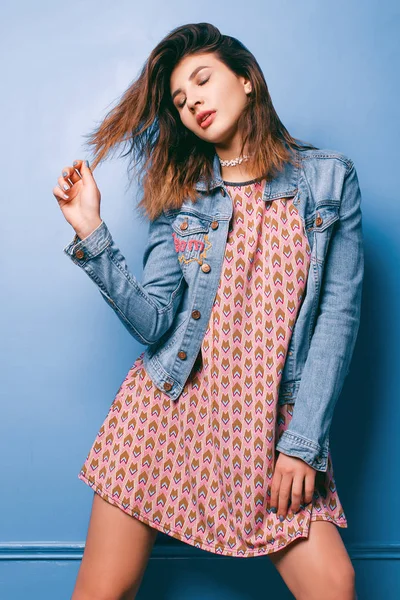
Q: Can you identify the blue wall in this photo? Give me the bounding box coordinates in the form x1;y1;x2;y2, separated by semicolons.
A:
1;1;399;598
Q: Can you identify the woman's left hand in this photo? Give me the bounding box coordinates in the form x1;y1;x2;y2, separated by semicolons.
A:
269;452;316;521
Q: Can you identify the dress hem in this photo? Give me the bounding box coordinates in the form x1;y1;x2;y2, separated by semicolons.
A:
78;472;348;559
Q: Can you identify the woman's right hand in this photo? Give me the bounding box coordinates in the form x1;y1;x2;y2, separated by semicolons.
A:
53;159;102;239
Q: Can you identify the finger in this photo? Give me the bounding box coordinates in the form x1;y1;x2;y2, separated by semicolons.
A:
73;159;93;185
61;165;82;185
53;184;70;202
288;474;304;513
277;474;292;520
269;469;282;513
304;472;316;505
57;175;72;195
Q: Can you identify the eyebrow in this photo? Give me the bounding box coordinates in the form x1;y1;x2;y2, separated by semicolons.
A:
171;65;211;101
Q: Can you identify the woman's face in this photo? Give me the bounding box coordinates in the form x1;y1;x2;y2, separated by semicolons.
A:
169;52;252;148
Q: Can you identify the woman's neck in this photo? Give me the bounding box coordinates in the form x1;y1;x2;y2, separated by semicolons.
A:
219;157;262;183
220;164;260;183
215;142;258;183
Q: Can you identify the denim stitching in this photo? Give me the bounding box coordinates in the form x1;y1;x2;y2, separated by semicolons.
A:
84;264;151;345
105;246;185;315
172;232;212;266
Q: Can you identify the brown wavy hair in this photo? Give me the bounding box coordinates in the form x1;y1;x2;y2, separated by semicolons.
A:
83;22;317;221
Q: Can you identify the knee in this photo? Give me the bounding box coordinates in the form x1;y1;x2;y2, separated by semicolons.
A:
297;563;356;600
335;563;356;598
72;587;136;600
322;564;356;600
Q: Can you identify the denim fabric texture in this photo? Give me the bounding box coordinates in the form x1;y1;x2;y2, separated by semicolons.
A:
63;147;364;472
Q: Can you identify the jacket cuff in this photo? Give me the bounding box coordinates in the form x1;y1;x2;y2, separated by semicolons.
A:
276;430;328;472
63;220;111;263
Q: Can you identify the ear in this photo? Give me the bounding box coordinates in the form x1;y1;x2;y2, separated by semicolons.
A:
243;78;252;95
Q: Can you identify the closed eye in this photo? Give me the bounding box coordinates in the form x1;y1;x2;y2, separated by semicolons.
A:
177;77;210;109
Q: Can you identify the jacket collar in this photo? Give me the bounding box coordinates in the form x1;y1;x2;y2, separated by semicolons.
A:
194;148;300;200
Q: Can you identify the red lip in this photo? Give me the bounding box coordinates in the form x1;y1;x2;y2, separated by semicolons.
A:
196;110;216;126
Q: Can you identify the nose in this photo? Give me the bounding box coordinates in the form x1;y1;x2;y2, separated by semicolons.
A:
188;98;203;113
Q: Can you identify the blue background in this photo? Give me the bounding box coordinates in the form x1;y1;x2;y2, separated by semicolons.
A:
1;1;399;598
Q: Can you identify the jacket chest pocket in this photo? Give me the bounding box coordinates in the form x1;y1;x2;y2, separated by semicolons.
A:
304;205;340;264
171;214;212;266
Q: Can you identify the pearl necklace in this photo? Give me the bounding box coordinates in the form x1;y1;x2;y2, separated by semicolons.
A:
218;154;251;167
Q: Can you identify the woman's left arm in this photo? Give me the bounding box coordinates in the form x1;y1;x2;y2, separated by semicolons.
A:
275;159;365;472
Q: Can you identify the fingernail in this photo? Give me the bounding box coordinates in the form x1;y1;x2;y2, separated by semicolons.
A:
85;160;89;167
62;171;68;177
73;161;78;166
270;507;277;513
63;184;69;190
279;515;285;522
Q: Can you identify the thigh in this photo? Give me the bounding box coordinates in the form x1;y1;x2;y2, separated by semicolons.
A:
72;492;158;600
268;520;356;600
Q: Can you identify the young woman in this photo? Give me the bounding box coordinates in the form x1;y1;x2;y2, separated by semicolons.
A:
53;22;363;600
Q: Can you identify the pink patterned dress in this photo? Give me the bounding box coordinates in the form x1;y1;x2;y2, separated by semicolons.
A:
78;177;347;558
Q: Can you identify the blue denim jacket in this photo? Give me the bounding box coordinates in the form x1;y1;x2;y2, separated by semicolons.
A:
63;147;364;472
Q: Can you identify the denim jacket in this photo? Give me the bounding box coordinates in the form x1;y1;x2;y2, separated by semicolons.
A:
63;147;364;472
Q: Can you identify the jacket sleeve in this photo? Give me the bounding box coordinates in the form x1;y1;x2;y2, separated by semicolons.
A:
63;212;187;345
275;160;365;472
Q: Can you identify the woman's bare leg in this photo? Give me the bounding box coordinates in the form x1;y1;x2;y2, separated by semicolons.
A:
71;492;158;600
268;520;357;600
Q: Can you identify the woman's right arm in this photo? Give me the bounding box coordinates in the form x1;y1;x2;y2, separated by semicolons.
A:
54;159;186;346
63;215;186;345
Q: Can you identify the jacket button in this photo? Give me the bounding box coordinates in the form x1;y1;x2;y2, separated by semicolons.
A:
191;309;201;319
315;213;323;227
211;220;219;229
180;221;188;230
178;350;187;360
221;188;226;196
163;382;173;391
288;351;293;356
75;249;85;259
201;263;211;273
